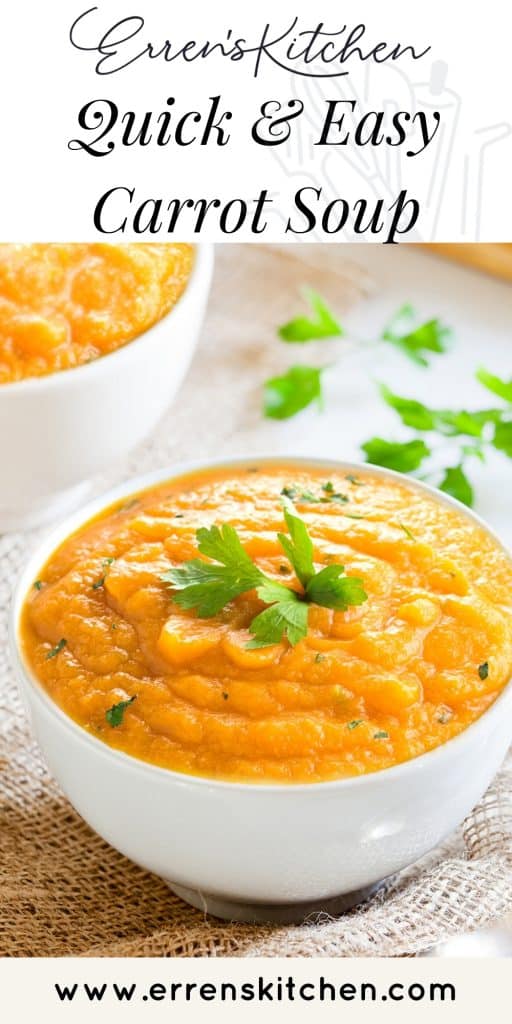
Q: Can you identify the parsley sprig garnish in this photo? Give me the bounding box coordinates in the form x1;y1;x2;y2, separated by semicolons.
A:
161;502;367;648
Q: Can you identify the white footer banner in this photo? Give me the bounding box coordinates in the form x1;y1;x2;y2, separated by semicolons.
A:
0;956;509;1022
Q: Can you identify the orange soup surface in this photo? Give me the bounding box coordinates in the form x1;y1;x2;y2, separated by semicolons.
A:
21;464;512;783
0;243;193;383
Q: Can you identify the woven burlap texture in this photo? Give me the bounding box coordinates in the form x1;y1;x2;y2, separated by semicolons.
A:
1;245;512;957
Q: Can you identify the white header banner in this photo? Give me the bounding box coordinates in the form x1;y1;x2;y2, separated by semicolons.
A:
2;1;512;241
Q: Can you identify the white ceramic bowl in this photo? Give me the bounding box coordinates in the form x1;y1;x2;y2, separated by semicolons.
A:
10;457;512;923
0;245;214;532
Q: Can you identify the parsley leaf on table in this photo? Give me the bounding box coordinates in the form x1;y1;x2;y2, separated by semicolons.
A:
361;437;431;473
379;385;437;431
161;504;367;648
438;464;474;507
379;384;498;438
473;368;512;459
264;295;454;421
381;304;451;367
278;290;343;343
461;443;486;463
437;409;498;438
492;419;512;457
263;365;324;420
477;367;512;404
373;380;512;505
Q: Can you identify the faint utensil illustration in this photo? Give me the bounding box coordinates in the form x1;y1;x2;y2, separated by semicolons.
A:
268;57;510;240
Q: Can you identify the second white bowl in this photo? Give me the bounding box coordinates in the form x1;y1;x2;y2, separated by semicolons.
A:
0;244;214;531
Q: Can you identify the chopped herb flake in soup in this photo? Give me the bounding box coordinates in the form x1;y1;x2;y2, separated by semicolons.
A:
21;463;512;784
0;243;193;383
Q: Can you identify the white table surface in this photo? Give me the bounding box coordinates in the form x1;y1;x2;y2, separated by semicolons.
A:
268;245;511;545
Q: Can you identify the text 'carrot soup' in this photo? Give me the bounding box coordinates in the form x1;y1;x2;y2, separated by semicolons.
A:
0;243;193;383
21;463;512;783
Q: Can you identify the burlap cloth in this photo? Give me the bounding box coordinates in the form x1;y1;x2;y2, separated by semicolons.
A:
1;245;512;957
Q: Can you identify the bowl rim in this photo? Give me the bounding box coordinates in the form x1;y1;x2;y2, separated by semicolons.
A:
0;243;212;395
10;453;512;794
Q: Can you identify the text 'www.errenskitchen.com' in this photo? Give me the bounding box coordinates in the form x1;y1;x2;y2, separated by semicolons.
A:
53;976;456;1006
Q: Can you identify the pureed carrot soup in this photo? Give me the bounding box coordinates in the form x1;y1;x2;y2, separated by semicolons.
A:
0;243;194;383
21;463;512;783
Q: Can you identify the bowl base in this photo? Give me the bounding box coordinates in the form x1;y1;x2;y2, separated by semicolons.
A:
0;480;93;533
167;881;384;924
